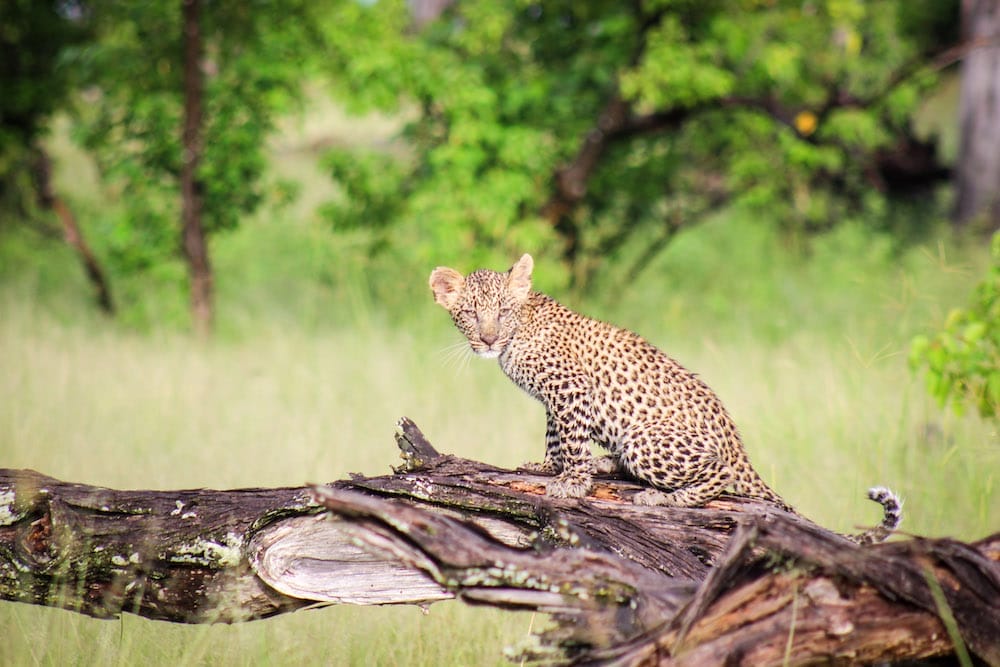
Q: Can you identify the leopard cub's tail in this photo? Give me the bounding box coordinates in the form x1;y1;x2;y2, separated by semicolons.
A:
847;486;903;545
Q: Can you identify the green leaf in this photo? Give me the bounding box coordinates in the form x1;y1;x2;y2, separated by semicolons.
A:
964;321;987;344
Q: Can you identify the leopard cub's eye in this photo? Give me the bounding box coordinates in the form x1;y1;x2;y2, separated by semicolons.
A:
498;307;512;321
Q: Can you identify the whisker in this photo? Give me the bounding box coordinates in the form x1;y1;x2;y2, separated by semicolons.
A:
435;340;467;360
459;345;475;373
436;339;473;373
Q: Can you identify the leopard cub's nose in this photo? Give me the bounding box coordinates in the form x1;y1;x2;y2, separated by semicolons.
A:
480;332;498;345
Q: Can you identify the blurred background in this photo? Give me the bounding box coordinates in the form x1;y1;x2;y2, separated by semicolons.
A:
2;0;999;664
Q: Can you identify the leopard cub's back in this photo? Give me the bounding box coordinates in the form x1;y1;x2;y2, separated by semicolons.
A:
506;292;764;497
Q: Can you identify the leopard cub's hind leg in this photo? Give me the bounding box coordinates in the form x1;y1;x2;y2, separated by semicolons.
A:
618;422;734;507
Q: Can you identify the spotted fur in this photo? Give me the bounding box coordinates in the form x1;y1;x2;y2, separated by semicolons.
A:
430;253;901;544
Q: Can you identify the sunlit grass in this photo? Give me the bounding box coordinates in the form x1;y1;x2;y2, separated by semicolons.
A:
3;197;999;663
0;599;534;666
699;331;999;539
0;296;544;665
0;299;541;490
4;68;994;663
2;235;998;663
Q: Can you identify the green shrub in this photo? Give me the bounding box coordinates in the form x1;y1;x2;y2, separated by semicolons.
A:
911;233;1000;418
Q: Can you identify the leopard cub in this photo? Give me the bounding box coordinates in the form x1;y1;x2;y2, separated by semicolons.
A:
430;253;901;544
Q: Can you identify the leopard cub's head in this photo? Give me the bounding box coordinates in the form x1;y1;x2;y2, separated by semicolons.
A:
429;253;534;358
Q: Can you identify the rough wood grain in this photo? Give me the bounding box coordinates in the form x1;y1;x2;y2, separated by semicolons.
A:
1;417;997;665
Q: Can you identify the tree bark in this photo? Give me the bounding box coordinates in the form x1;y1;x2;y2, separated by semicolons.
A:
31;146;115;315
953;0;1000;231
180;0;212;337
1;418;997;665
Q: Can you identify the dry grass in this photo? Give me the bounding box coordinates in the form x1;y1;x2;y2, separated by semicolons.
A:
1;274;997;664
0;300;542;665
2;179;999;663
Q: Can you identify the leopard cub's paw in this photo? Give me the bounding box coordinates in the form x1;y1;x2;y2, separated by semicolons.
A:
547;472;592;499
632;489;676;507
520;460;560;475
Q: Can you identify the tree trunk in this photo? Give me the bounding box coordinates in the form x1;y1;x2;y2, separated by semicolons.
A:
31;146;115;315
180;0;212;337
1;419;997;665
954;0;1000;231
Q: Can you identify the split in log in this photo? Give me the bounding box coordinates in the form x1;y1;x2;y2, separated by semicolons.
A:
1;417;997;665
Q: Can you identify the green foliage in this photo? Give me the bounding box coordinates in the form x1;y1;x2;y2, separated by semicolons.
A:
620;13;736;108
2;0;963;320
322;149;410;235
65;0;326;297
317;0;955;286
0;1;92;222
319;0;638;277
0;0;91;150
911;234;1000;419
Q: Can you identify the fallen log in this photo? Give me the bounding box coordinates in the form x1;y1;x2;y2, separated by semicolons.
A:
0;418;997;665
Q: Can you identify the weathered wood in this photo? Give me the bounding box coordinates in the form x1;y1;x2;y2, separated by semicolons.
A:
586;520;1000;666
0;469;318;622
1;417;998;665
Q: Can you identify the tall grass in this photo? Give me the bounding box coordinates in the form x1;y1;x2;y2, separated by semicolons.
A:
1;599;534;666
2;215;998;665
0;291;544;665
1;102;997;663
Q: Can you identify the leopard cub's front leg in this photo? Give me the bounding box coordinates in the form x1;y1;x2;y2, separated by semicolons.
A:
520;412;562;474
543;408;595;499
547;465;593;498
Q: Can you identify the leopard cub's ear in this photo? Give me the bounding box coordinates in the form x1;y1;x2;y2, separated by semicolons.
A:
429;266;465;310
508;253;533;302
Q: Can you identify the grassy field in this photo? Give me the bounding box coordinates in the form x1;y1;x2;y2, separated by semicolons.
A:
0;289;547;665
2;214;998;665
1;94;998;663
